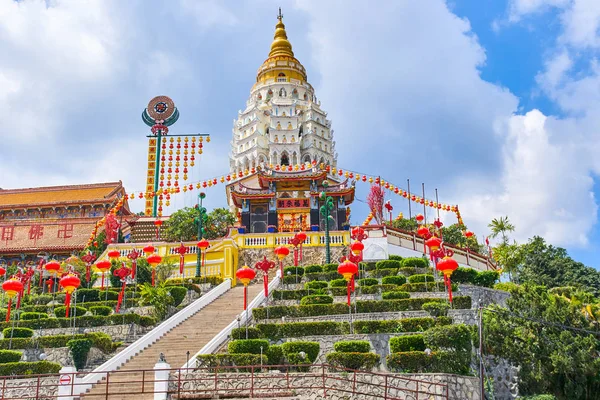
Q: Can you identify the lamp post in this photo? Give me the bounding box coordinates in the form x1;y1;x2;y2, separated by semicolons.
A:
320;181;334;264
195;192;207;278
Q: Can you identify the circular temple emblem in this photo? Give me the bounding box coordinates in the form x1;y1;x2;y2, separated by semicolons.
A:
147;96;175;121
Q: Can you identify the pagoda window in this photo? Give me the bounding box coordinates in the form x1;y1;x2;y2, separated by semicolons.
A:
290;108;293;115
292;152;298;165
302;154;311;164
281;153;290;166
292;89;298;99
277;73;286;83
279;88;287;97
1;226;14;241
298;125;303;137
287;122;293;130
318;141;322;149
316;118;321;124
282;111;286;116
250;205;268;233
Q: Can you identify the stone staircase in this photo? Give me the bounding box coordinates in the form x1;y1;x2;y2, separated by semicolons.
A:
81;283;262;400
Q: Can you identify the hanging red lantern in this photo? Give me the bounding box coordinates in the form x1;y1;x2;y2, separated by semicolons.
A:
274;246;290;277
425;236;442;252
59;273;80;318
350;241;364;256
94;260;111;290
107;250;120;259
113;264;132;313
127;249;140;280
146;253;162;286
337;260;358;306
143;245;155;255
415;214;424;223
464;230;474;238
436;257;459;303
45;260;61;277
0;266;5;277
197;239;210;274
236;265;256;310
154;220;163;240
417;225;430;237
2;278;24;322
254;256;276;298
296;232;307;262
176;243;187;275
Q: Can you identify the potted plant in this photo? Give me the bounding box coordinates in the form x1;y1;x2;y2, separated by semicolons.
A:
267;225;277;233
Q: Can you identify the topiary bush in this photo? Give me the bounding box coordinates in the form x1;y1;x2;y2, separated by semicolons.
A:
474;271;500;288
451;267;478;284
88;306;113;316
407;274;434;284
256;321;350;340
360;284;398;294
401;257;428;269
0;360;61;376
67;338;93;370
368;269;397;278
196;354;267;371
386;351;437;373
273;289;309;300
389;255;403;261
300;295;334;305
166;286;187;307
322;263;339;273
281;341;320;363
304;281;328;291
453;296;472;309
399;282;456;292
422;302;450;317
284;266;304;276
20;312;49;320
231;327;262;340
266;344;283;365
283;275;301;284
97;290;119;301
389;335;425;352
75;288;100;302
357;278;379;287
398;267;417;276
375;260;402;270
333;340;370;353
54;306;87;318
424;324;472;353
330;279;348;288
326;352;380;371
382;275;406;285
3;327;34;338
228;339;270;355
304;265;323;274
0;349;22;363
382;291;410;300
360;261;377;271
354;317;443;334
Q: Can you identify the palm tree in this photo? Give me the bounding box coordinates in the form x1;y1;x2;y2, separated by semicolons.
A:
488;216;515;245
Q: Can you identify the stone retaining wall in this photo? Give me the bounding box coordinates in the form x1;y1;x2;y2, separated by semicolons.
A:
32;323;152;341
457;285;509;308
19;346;107;369
0;376;58;399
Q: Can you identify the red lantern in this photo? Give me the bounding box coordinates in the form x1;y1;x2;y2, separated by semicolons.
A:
94;260;111;290
154;220;163;240
296;232;307;262
236;265;256;310
464;230;474;238
197;239;210;273
81;252;97;284
143;245;155;255
0;266;5;277
2;278;24;322
113;264;132;313
45;260;61;276
417;225;430;237
415;214;424;223
107;250;120;259
350;241;364;256
176;243;187;275
274;246;290;277
146;253;162;287
337;260;358;306
425;236;442;252
59;273;80;318
436;257;459;303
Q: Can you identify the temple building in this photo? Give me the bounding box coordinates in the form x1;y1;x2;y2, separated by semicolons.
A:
0;182;131;263
226;11;354;233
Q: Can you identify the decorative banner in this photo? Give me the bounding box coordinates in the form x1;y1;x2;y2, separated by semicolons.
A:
277;198;310;209
145;137;157;215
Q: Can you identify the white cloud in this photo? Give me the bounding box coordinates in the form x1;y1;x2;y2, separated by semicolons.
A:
509;0;569;20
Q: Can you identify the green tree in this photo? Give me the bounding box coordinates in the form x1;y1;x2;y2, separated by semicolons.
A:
492;242;524;282
392;217;418;232
162;207;235;242
139;283;174;320
483;284;600;398
488;216;515;245
441;223;481;250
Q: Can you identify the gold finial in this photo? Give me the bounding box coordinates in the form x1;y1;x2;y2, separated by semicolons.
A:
269;8;294;58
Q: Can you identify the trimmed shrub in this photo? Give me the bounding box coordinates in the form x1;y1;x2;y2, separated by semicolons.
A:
266;344;284;365
196;354;267;370
0;332;113;353
75;288;100;302
304;265;323;274
398;267;417;276
300;295;334;305
333;341;370;353
368;269;397;278
305;272;341;282
375;260;402;270
354;317;450;334
97;290;119;301
360;262;377;271
327;287;348;296
256;322;350;340
422;302;450;317
166;286;187;307
274;289;309;300
357;278;378;287
165;276;223;286
281;341;320;363
453;296;472;309
389;335;425;352
386;351;437;373
330;279;348;288
20;312;49;320
88;306;112;316
521;396;557;400
228;339;270;355
0;361;61;376
0;313;156;330
284;266;305;276
407;274;434;284
494;282;518;293
283;275;301;284
474;271;500;288
54;306;87;318
305;281;328;291
424;324;472;353
389;255;403;261
30;295;54;305
0;350;22;363
231;327;262;340
322;263;339;273
67;339;92;370
360;284;398;294
382;291;410;300
355;298;445;313
382;275;406;285
3;327;34;338
451;267;478;284
326;352;380;371
401;257;428;269
398;282;456;292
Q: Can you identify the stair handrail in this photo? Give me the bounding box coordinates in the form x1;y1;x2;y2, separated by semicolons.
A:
181;273;281;369
74;278;232;395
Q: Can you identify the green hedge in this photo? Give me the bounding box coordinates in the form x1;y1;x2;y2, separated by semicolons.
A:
453;296;472;309
3;327;34;338
283;275;301;284
54;306;88;318
0;314;156;330
165;276;223;286
281;341;320;363
304;265;323;274
305;281;328;291
196;354;267;370
401;258;428;269
333;340;370;353
228;339;269;354
382;275;406;285
322;263;339;273
360;284;398;294
398;282;457;292
326;352;380;371
88;306;112;316
375;260;402;270
0;332;115;353
451;267;499;288
382;291;410;300
389;335;425;352
0;360;61;376
300;295;334;305
0;349;22;363
424;324;472;353
273;289;309;300
389;255;403;261
422;302;450;317
231;327;262;340
166;286;187;307
368;269;397;278
284;266;304;276
266;344;283;365
386;351;438;372
353;317;451;334
398;267;417;276
407;274;434;284
360;262;377;271
329;279;348;288
305;272;341;282
20;312;48;320
355;298;446;313
256;322;350;340
68;339;92;370
357;278;379;287
328;287;350;296
474;271;500;288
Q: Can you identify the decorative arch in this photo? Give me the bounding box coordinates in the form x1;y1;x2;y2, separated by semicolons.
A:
279;88;287;97
281;152;290;166
267;89;273;100
292;152;298;165
302;154;312;164
292;89;298;99
303;93;308;101
258;154;267;165
257;93;262;100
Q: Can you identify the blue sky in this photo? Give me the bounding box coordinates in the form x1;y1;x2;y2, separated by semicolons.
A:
2;0;600;267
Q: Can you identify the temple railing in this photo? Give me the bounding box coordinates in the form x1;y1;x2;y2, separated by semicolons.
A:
236;231;350;249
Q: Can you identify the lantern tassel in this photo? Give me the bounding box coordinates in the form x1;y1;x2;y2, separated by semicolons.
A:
65;292;71;319
131;260;136;279
347;281;351;306
86;265;91;283
293;248;298;267
5;298;11;322
116;282;126;313
446;275;454;303
16;291;22;311
300;244;303;262
263;273;269;298
101;272;105;290
27;280;31;296
243;285;247;310
179;255;184;275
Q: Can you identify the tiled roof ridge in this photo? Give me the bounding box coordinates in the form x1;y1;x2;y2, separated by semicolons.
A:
0;181;122;195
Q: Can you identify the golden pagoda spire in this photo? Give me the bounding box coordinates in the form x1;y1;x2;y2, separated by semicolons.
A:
269;8;294;58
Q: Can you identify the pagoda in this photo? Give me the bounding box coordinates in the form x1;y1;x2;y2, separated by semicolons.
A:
226;10;354;233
